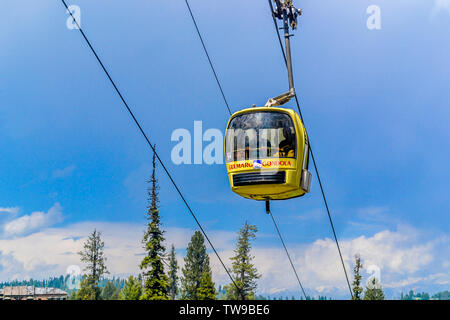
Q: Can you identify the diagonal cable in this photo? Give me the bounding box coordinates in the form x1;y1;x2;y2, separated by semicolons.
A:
267;0;353;298
184;0;232;116
183;0;308;299
60;0;241;295
269;212;307;299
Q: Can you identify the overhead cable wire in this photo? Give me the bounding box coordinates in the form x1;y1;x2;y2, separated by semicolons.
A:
269;212;308;299
184;0;308;300
267;0;354;298
60;0;241;296
184;0;232;116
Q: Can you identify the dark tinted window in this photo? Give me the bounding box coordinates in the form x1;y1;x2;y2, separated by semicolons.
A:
225;111;296;162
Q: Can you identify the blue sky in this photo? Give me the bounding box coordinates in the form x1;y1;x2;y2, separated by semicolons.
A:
0;0;449;299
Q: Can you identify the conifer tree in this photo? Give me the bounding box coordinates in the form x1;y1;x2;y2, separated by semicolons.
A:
168;244;179;300
197;266;216;300
120;276;142;300
140;147;169;300
352;254;364;300
181;231;216;300
101;281;120;300
363;277;385;300
77;229;109;300
224;222;260;300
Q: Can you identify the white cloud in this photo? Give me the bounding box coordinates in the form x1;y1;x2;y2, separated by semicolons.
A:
0;220;447;299
2;203;64;238
211;226;449;298
0;207;20;215
0;222;236;282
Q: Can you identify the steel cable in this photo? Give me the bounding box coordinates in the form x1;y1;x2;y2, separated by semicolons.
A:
267;0;354;298
60;0;241;296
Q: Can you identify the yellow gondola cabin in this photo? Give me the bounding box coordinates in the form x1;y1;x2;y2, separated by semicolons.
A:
224;106;311;201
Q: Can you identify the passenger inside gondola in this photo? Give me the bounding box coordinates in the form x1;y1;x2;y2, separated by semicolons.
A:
278;127;295;157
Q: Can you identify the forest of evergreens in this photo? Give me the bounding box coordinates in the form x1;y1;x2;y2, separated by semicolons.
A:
1;150;447;301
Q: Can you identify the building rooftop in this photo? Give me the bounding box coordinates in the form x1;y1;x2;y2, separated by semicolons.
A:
0;286;68;297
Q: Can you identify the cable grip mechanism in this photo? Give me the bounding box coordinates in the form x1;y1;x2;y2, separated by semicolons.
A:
266;0;302;108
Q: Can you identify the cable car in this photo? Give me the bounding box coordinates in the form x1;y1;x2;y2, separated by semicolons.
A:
224;0;311;207
224;106;311;201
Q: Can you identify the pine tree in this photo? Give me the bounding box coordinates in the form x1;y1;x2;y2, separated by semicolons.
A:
181;231;215;300
363;277;385;300
224;222;260;300
352;254;364;300
168;244;179;300
140;147;169;300
120;276;142;300
101;281;120;300
76;229;109;300
197;267;216;300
